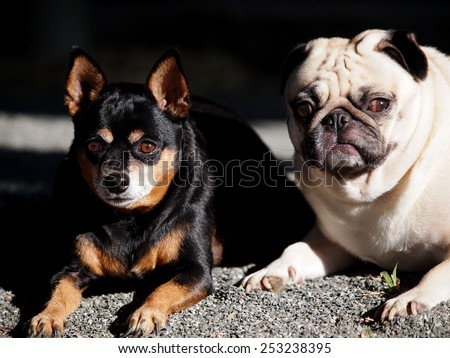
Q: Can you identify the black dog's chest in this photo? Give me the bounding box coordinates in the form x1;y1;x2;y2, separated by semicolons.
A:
77;216;165;278
102;220;143;260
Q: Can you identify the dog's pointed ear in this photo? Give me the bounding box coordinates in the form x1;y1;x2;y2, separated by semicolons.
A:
65;46;107;117
376;30;428;81
146;48;191;119
280;43;309;95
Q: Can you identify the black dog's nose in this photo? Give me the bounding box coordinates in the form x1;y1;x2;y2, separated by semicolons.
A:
103;173;130;194
322;109;351;129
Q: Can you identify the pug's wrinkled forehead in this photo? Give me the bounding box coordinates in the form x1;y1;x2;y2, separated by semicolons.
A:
283;30;424;108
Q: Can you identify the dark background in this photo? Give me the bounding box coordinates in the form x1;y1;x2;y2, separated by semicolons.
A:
0;0;449;337
1;0;449;119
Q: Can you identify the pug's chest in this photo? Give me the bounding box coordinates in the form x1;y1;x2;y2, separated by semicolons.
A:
316;202;444;271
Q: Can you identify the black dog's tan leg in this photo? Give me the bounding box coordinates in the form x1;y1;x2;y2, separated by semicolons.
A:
28;275;84;337
124;279;209;337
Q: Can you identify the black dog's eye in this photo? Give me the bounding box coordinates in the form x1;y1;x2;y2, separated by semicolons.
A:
139;141;157;154
295;101;314;118
87;141;104;153
368;98;390;112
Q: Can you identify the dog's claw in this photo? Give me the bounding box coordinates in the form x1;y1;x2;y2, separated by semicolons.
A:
261;277;273;291
154;323;161;336
409;301;419;316
376;290;431;322
126;329;143;338
28;322;63;338
121;327;134;338
135;328;145;338
123;324;159;338
52;328;62;338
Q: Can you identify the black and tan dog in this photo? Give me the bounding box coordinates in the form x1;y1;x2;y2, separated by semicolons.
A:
28;48;314;337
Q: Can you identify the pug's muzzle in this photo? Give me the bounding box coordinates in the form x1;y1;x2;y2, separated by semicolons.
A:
298;106;390;179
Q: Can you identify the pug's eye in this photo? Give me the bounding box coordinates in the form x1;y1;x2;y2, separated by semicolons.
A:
295;101;314;118
87;141;103;153
368;98;390;112
139;141;157;154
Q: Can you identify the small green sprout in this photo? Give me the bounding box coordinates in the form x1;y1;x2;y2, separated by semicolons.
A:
380;263;400;293
361;327;372;338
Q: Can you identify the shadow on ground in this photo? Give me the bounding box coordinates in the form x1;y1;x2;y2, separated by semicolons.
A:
0;131;315;337
0;149;69;336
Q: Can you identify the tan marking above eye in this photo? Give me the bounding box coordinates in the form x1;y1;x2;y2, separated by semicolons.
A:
97;128;113;143
128;129;145;144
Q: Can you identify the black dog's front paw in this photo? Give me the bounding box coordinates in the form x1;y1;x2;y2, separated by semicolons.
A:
122;307;167;337
28;313;64;338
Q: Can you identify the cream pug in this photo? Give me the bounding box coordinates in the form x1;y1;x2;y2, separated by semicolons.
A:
242;29;450;320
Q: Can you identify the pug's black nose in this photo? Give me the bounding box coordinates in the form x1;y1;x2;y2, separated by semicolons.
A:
322;109;351;129
103;173;130;194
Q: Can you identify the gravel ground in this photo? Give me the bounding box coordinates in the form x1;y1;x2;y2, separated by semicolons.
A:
1;264;449;338
0;112;449;338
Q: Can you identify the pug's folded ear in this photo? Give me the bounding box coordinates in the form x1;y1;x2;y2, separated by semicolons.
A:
376;30;428;82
